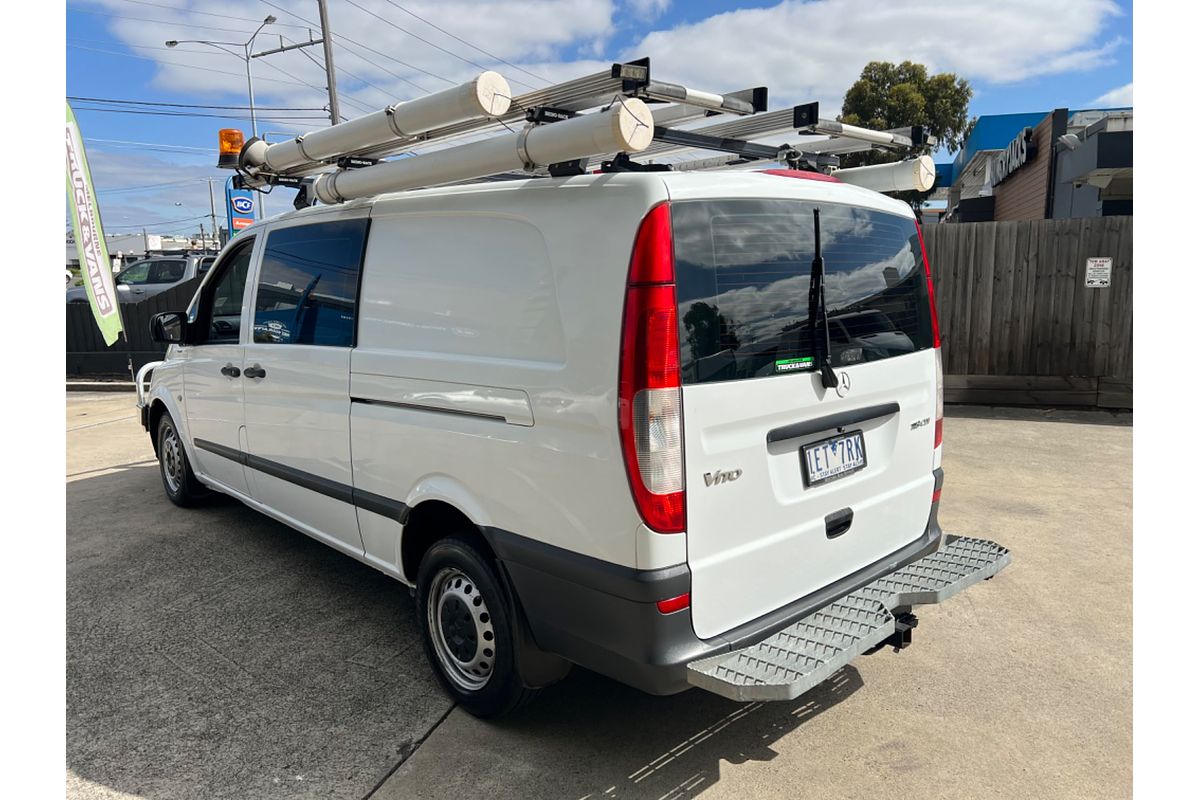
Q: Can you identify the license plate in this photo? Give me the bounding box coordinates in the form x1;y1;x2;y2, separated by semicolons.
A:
801;430;867;487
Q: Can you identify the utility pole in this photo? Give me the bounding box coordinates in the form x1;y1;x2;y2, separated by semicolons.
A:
317;0;341;125
207;178;219;250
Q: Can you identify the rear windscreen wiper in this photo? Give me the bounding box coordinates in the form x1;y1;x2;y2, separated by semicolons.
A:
808;209;839;389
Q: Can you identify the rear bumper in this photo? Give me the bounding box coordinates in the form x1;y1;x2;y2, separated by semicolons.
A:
487;471;975;696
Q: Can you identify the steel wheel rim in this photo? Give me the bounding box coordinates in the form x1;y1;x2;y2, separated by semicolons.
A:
161;425;183;494
427;566;495;691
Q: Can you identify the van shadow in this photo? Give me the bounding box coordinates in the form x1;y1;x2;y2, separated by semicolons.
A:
466;665;865;800
67;464;862;800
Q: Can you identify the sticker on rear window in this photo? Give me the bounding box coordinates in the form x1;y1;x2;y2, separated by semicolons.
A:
774;356;815;373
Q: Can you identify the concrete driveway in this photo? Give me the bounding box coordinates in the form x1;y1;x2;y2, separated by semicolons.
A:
66;393;1132;799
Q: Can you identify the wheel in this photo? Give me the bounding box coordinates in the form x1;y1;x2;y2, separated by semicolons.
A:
416;536;538;718
157;414;208;507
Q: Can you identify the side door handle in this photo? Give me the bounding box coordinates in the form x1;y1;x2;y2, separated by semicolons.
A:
244;364;267;380
220;363;241;378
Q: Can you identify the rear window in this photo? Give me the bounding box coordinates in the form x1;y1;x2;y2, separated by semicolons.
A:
672;199;935;385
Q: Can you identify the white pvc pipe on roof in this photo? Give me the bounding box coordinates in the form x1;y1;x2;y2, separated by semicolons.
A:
245;72;512;174
313;98;655;203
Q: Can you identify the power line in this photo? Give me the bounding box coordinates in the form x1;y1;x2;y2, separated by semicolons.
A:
68;5;277;37
85;138;214;152
343;0;540;91
67;43;321;90
69;95;325;111
96;179;213;195
105;214;211;229
379;0;549;85
71;105;332;122
258;0;453;90
332;38;433;96
113;0;311;29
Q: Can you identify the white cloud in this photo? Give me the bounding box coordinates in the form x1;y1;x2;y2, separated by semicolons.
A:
625;0;671;21
1091;81;1133;107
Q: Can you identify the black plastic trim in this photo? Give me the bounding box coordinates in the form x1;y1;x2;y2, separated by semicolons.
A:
486;487;943;695
766;402;900;445
192;438;409;523
483;527;690;603
351;396;508;423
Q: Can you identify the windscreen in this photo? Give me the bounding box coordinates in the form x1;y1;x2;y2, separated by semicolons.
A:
672;198;935;385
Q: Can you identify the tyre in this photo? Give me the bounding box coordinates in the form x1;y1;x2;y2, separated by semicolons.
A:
416;535;537;718
157;414;208;507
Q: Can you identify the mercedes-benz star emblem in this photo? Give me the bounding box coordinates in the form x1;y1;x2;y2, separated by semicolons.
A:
835;371;851;397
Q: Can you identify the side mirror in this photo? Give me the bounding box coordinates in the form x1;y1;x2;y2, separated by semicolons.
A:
150;311;187;344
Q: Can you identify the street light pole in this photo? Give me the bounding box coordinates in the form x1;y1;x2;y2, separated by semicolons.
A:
165;15;276;138
207;178;219;249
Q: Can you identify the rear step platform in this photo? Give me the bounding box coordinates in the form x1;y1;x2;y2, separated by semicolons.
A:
686;536;1010;702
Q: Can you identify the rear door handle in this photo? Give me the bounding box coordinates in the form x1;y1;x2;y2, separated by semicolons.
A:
825;508;854;539
220;363;241;378
243;364;267;380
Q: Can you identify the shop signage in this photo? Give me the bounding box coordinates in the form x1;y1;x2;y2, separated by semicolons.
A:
992;126;1037;186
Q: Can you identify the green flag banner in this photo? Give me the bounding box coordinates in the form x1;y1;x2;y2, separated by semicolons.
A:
66;102;123;346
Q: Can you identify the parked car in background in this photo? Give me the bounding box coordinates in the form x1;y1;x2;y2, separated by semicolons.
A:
66;253;217;304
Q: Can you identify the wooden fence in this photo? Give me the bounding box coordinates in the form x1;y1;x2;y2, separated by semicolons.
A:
66;278;202;377
922;216;1132;408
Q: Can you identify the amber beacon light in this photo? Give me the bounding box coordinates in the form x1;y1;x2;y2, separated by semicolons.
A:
217;129;245;169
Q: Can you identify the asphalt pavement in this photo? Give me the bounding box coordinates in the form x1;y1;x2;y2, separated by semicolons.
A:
66;393;1132;800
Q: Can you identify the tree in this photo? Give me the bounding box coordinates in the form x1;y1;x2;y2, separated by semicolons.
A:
838;61;974;171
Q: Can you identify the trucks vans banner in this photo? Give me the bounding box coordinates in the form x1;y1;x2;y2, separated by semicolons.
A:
66;102;123;346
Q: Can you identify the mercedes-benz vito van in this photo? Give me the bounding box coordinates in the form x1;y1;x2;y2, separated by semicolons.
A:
139;169;1008;717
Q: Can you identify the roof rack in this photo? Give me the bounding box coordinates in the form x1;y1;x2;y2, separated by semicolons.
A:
221;58;937;207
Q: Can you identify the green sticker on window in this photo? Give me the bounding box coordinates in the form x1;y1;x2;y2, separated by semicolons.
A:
774;356;815;373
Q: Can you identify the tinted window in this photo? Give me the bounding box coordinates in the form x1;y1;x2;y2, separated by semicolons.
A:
673;199;934;385
253;219;368;347
198;256;217;274
116;261;151;285
201;240;254;344
149;260;186;283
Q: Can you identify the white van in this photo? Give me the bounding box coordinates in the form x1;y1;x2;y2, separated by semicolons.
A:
139;169;1008;717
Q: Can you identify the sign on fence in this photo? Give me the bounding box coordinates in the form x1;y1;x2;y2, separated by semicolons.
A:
1085;257;1113;288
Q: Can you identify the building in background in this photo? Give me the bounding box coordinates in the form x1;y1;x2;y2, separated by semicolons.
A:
938;107;1132;223
65;232;216;271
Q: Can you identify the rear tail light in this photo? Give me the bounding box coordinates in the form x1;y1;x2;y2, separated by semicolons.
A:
619;203;685;533
914;220;941;348
916;220;944;473
934;347;944;450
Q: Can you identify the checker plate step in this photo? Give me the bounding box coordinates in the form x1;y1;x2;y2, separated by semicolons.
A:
686;536;1010;702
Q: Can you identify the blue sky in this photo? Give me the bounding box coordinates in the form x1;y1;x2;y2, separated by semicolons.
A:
66;0;1133;233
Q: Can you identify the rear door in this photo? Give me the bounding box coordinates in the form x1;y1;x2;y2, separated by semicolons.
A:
241;215;370;557
672;198;939;639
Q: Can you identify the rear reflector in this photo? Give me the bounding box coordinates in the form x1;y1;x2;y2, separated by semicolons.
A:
656;592;690;614
932;487;942;504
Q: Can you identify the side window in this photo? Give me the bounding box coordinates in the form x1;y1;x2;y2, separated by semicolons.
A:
253;218;368;347
149;260;186;283
197;239;255;345
116;261;151;285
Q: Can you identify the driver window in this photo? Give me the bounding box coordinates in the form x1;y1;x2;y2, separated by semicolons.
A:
116;261;151;285
199;239;255;345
